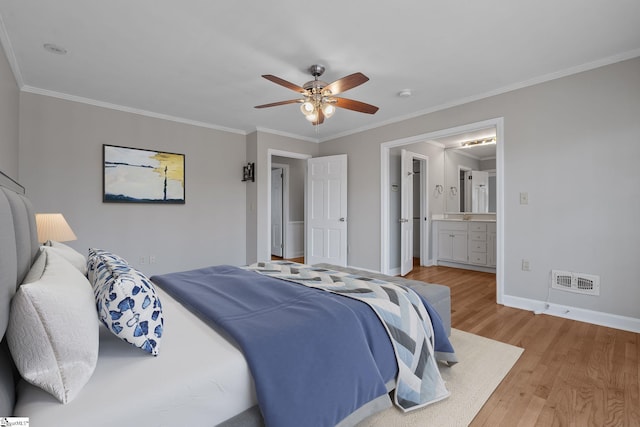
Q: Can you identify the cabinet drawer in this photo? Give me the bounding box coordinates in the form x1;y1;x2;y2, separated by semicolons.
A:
469;252;487;265
470;240;487;252
437;221;467;231
469;222;487;232
469;231;487;241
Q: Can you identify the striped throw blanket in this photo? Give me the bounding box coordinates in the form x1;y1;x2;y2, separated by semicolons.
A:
246;261;451;412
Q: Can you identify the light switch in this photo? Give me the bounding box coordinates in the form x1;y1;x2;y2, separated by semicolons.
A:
520;192;529;205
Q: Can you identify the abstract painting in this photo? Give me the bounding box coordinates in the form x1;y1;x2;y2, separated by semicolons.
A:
103;145;185;203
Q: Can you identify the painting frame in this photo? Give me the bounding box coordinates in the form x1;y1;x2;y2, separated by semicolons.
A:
103;144;185;204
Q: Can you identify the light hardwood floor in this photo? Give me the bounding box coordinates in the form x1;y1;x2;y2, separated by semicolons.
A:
404;263;640;427
273;256;639;425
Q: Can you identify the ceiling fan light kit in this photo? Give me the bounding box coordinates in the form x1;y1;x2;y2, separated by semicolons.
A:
255;64;379;125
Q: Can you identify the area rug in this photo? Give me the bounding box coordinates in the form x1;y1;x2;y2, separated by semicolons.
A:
358;329;524;426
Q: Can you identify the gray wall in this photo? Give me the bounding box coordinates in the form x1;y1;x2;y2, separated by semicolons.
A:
4;43;639;323
321;57;640;320
248;131;320;264
18;92;247;276
245;132;258;264
0;39;19;179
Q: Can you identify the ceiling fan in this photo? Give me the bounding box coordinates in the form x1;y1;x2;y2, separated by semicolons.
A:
254;64;379;125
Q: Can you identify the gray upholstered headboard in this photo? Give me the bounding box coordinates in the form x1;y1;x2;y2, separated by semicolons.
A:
0;172;40;416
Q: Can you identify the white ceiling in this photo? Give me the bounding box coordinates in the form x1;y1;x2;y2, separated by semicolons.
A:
1;1;639;142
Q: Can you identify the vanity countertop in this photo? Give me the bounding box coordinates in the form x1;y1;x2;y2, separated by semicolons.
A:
433;218;496;222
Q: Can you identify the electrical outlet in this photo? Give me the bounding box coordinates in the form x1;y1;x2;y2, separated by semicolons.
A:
520;192;529;205
522;259;531;271
149;255;156;264
139;256;146;264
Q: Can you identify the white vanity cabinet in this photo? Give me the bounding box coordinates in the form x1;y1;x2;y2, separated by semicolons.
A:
468;222;488;265
433;220;496;271
437;222;468;263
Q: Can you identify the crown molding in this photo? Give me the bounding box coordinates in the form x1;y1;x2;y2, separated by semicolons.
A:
0;12;24;88
320;49;640;143
255;126;320;143
21;85;247;135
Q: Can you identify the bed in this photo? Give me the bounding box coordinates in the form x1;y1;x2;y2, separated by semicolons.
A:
0;174;455;426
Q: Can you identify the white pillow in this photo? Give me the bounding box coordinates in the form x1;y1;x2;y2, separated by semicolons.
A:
21;247;46;284
44;240;88;275
89;249;163;355
7;250;100;404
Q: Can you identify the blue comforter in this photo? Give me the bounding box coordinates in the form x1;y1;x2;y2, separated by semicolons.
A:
246;262;453;411
152;265;397;427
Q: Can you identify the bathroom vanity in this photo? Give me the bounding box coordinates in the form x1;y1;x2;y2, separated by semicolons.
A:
432;215;496;273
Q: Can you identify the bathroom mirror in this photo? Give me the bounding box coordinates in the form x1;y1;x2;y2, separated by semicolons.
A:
441;130;497;213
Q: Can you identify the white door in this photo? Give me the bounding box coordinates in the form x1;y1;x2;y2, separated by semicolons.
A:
306;154;347;266
400;149;414;276
271;168;283;257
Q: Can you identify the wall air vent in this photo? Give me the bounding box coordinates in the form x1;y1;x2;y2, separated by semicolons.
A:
551;270;600;296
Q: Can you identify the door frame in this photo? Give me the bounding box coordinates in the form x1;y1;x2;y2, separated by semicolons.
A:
270;163;289;257
415;155;429;267
380;117;505;304
266;149;312;260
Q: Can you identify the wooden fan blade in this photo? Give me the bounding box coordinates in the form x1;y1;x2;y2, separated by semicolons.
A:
262;75;306;93
333;97;379;114
311;109;325;125
254;99;302;109
323;72;369;95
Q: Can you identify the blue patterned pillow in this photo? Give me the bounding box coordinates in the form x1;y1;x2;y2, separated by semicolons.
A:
88;249;163;355
87;247;128;285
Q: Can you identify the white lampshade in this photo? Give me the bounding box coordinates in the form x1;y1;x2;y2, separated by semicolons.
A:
300;101;315;115
35;213;77;243
321;103;336;118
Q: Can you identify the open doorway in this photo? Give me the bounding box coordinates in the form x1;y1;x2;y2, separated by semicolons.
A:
268;151;310;261
380;118;504;303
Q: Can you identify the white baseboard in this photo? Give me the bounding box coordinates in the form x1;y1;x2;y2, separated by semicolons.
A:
502;295;640;333
388;267;400;276
435;260;496;273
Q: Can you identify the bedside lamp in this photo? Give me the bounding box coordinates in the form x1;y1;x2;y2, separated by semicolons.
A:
35;213;77;244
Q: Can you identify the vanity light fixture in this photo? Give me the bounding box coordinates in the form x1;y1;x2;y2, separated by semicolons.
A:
242;162;255;182
460;137;496;148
